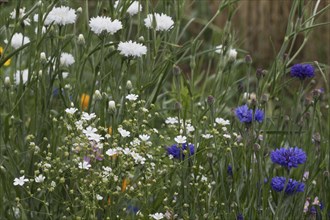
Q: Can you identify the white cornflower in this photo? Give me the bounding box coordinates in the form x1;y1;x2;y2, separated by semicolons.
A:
89;16;122;35
81;112;96;121
126;93;139;101
15;69;29;85
215;45;223;54
60;52;75;67
215;117;230;126
11;33;30;49
202;134;213;139
106;148;117;157
45;6;77;26
149;213;164;220
96;194;103;200
13;175;29;186
10;7;31;26
35;174;45;183
165;117;178;124
144;13;174;31
223;134;231;139
174;135;186;144
228;48;237;61
78;161;91;170
139;134;150;142
127;1;142;16
118;127;130;137
118;41;147;58
65;107;78;115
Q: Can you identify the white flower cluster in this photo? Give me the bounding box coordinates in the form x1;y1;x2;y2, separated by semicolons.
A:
118;41;147;58
89;16;122;35
45;6;77;26
144;13;174;31
10;7;31;26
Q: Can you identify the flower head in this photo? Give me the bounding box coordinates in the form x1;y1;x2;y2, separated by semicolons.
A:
235;105;264;123
167;143;194;160
149;212;164;220
45;6;77;26
215;117;230;126
235;105;253;123
89;16;122;35
174;135;187;144
127;1;142;16
270;147;307;169
118;41;147;58
13;175;29;186
35;174;45;183
126;93;139;101
60;52;75;67
15;69;29;85
11;33;30;49
78;160;91;170
290;64;315;80
271;176;305;195
144;13;174;31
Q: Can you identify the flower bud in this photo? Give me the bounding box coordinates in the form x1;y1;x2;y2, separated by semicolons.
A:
4;76;11;88
138;36;144;42
77;34;85;45
126;80;133;91
172;65;181;76
228;49;237;61
40;52;47;64
77;7;83;14
207;95;214;106
108;100;116;113
94;90;102;100
245;54;252;64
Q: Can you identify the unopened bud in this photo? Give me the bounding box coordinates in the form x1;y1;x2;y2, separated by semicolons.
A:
245;54;252;64
138;36;144;42
4;76;11;88
172;65;181;76
108;100;116;113
40;52;47;64
126;80;133;91
174;101;182;111
207;95;215;105
77;34;85;45
228;49;237;61
261;93;269;104
94;90;102;100
77;7;83;14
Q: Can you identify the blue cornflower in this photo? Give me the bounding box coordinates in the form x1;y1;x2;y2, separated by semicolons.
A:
236;213;243;220
270;147;307;169
167;143;195;160
271;176;305;195
254;109;264;122
235;105;253;123
227;165;233;176
290;64;315;80
235;105;264;123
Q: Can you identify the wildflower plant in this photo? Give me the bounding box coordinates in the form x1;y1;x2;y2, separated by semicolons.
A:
0;0;329;219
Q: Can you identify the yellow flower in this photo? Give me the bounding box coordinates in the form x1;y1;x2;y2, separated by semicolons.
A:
0;47;11;67
108;127;113;135
80;93;90;110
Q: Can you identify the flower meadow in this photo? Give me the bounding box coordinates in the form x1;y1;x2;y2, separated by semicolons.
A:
0;0;329;219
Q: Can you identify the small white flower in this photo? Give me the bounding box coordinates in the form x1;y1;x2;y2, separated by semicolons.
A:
11;33;30;49
130;138;141;147
215;117;230;126
35;174;45;183
139;134;150;142
89;16;122;35
50;181;56;187
10;7;31;26
127;1;142;16
78;161;91;170
144;13;174;31
131;152;146;164
122;147;131;155
15;69;29;85
87;133;104;143
75;120;83;130
149;212;164;220
81;112;96;121
222;127;227;132
186;124;195;133
65;107;78;115
228;48;237;61
202;134;213;139
45;6;77;26
106;148;117;157
60;52;75;67
13;175;29;186
223;134;231;139
201;175;208;182
174;135;186;144
83;126;97;136
215;45;223;54
126;94;139;101
118;128;130;137
96;194;103;200
118;41;147;58
165;117;178;124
